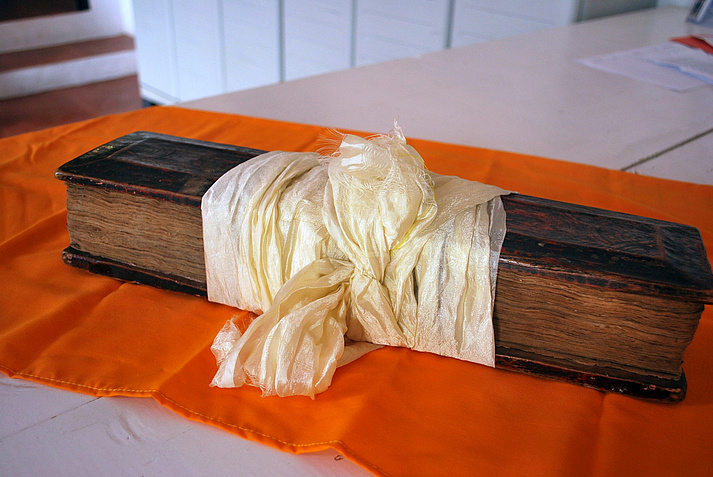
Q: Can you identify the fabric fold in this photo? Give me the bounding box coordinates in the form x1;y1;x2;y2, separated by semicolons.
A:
203;126;508;397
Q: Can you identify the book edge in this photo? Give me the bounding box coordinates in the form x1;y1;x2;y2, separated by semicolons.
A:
61;246;688;403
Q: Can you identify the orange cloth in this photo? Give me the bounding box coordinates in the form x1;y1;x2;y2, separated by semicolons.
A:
1;106;712;476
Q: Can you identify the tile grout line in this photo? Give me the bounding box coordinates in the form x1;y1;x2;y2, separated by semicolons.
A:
621;126;713;172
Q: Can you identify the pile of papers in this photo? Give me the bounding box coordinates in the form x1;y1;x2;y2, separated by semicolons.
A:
577;35;713;92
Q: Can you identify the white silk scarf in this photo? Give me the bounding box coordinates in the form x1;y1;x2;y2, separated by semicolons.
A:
202;126;508;397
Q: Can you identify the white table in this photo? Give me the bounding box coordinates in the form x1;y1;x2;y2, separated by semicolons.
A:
2;7;711;477
186;6;713;185
0;373;368;476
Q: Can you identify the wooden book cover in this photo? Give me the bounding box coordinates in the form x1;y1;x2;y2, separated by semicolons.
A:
55;132;713;402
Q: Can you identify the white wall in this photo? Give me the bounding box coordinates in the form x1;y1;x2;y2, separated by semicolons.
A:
0;0;688;54
118;0;135;35
0;0;135;53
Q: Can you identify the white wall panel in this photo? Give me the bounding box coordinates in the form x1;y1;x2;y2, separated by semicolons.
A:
283;0;353;81
134;0;652;103
223;0;281;91
173;0;225;101
455;0;579;25
452;7;558;46
133;0;179;103
355;0;450;66
450;0;579;47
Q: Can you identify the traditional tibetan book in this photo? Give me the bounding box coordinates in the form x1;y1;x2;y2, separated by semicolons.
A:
55;131;713;402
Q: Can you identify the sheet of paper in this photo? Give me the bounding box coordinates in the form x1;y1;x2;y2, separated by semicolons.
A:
640;41;713;85
577;44;708;92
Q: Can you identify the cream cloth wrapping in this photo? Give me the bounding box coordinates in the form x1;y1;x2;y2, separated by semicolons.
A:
202;127;508;397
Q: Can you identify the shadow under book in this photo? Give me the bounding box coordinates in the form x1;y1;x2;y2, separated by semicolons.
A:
55;132;713;402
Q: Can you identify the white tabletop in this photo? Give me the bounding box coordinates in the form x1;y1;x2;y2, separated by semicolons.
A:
3;7;712;477
0;372;370;476
186;6;713;185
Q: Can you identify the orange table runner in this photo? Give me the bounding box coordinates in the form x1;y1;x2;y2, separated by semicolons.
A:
1;106;712;476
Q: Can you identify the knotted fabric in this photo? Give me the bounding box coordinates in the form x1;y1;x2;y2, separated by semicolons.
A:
202;126;508;397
